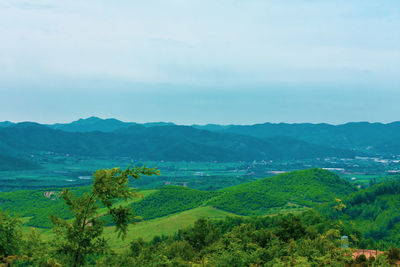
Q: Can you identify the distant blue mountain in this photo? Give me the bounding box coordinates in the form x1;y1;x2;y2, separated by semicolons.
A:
218;121;400;153
0;122;357;162
49;117;137;132
0;121;15;127
48;117;176;132
2;117;400;165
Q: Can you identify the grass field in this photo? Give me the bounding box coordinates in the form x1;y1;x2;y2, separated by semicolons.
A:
30;206;238;251
104;206;238;250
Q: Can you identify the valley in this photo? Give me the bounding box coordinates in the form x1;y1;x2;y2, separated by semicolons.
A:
0;153;396;191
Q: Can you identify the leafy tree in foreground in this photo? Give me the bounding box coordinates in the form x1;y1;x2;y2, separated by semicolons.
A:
0;209;21;258
50;166;159;267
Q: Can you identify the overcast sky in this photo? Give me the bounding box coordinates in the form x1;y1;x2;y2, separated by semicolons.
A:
1;0;399;124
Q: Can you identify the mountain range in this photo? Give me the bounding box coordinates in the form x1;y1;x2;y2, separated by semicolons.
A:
0;117;398;169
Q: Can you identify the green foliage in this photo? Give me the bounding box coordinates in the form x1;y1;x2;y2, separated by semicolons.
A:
327;179;400;247
388;247;400;264
0;168;356;231
373;254;391;267
276;214;306;242
99;211;360;266
125;169;356;221
18;227;55;266
50;166;159;266
182;217;221;251
0;187;88;228
209;168;356;215
130;186;216;220
1;196;400;266
4;167;400;265
0;209;22;257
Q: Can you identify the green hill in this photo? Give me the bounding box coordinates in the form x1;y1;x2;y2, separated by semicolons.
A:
0;186;156;229
328;179;400;247
0;168;354;228
208;168;356;215
131;186;216;220
129;168;356;220
0;188;75;228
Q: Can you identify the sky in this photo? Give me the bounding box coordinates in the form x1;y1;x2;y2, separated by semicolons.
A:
0;0;399;125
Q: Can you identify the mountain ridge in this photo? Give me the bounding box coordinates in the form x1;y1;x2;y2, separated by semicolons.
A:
0;122;357;163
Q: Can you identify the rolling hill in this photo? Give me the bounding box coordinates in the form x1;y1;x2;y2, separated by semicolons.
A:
0;168;354;228
208;168;356;215
4;168;400;248
130;168;356;219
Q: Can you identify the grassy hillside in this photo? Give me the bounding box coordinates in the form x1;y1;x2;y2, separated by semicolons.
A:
0;186;155;228
0;168;353;229
130;186;217;220
208;168;356;215
104;206;236;250
128;168;355;219
26;205;237;251
0;187;86;228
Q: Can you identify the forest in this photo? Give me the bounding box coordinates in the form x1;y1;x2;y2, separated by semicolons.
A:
1;167;400;266
2;206;400;266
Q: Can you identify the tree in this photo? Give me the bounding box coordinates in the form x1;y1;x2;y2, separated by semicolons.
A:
333;198;346;212
0;209;21;257
276;214;306;242
373;254;390;267
183;218;221;252
50;166;159;267
21;227;51;265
